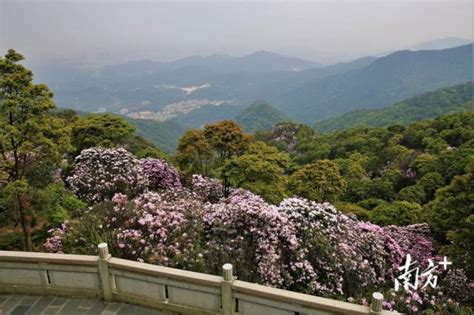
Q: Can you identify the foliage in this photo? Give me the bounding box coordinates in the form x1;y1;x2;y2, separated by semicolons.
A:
223;142;290;203
45;190;205;271
314;82;474;132
72;114;135;153
176;129;213;178
369;201;422;226
0;49;72;250
234;101;290;133
288;160;347;202
176;120;252;194
425;170;474;277
203;120;252;164
203;189;303;286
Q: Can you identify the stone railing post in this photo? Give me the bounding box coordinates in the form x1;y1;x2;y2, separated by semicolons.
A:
98;243;113;301
370;292;383;314
221;263;235;315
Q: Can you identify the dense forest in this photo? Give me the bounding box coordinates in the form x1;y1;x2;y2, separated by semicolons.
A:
314;82;474;132
1;50;473;314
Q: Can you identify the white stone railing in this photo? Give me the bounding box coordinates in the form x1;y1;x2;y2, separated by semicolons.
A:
0;243;397;315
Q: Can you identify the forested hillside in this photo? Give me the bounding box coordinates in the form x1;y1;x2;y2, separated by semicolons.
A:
234;101;290;132
125;117;185;153
1;50;473;315
276;44;472;122
314;82;474;132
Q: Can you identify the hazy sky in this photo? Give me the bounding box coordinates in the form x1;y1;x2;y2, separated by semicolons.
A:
1;0;472;65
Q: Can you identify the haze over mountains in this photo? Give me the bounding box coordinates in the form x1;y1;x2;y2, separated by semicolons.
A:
27;40;473;151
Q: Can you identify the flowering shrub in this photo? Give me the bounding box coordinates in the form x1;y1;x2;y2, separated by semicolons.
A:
48;167;472;314
279;198;395;297
203;189;314;287
67;147;148;203
43;221;69;254
46;190;204;270
140;157;182;191
191;174;223;203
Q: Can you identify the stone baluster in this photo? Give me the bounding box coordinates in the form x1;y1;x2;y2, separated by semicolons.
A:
370;292;384;314
222;263;235;315
98;243;113;301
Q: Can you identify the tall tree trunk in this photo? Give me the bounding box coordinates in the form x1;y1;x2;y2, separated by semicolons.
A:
17;195;33;251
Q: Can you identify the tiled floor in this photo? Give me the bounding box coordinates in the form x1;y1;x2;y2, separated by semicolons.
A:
0;294;164;315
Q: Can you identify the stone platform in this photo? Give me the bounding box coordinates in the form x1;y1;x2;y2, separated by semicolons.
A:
0;294;163;315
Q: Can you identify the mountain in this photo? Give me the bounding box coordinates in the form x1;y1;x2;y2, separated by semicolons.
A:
44;51;365;115
169;54;232;69
37;45;471;128
212;51;320;73
275;44;473;123
314;82;474;132
409;37;473;51
234;101;290;132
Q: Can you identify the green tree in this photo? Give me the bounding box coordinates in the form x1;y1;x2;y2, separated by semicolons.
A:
397;185;426;204
176;120;252;193
175;129;213;178
288;160;347;202
223;142;290;203
72;114;135;154
418;172;444;200
203;120;251;164
425;169;473;277
369;201;422;226
0;49;71;250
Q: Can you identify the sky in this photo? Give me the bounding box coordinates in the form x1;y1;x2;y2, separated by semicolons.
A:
0;0;473;66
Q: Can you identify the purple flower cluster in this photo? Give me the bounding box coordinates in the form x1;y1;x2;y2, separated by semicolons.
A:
139;158;182;191
191;174;224;202
105;191;204;268
203;189;305;287
43;222;69;254
67;147;148;203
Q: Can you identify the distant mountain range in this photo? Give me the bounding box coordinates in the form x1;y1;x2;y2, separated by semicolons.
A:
124;81;473;152
408;37;473;51
31;42;473;133
273;44;472;123
100;50;319;76
314;82;474;132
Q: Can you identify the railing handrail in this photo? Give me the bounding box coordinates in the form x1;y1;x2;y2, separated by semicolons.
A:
108;256;222;287
233;280;370;314
0;250;98;265
0;246;395;315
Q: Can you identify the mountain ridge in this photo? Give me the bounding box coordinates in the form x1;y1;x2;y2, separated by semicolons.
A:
314;82;474;132
275;44;473;123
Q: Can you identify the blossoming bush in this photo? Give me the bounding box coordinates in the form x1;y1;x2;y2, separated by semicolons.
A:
140;157;182;191
46;190;204;271
49;163;472;314
191;174;224;203
67;147;148;203
203;189;316;287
